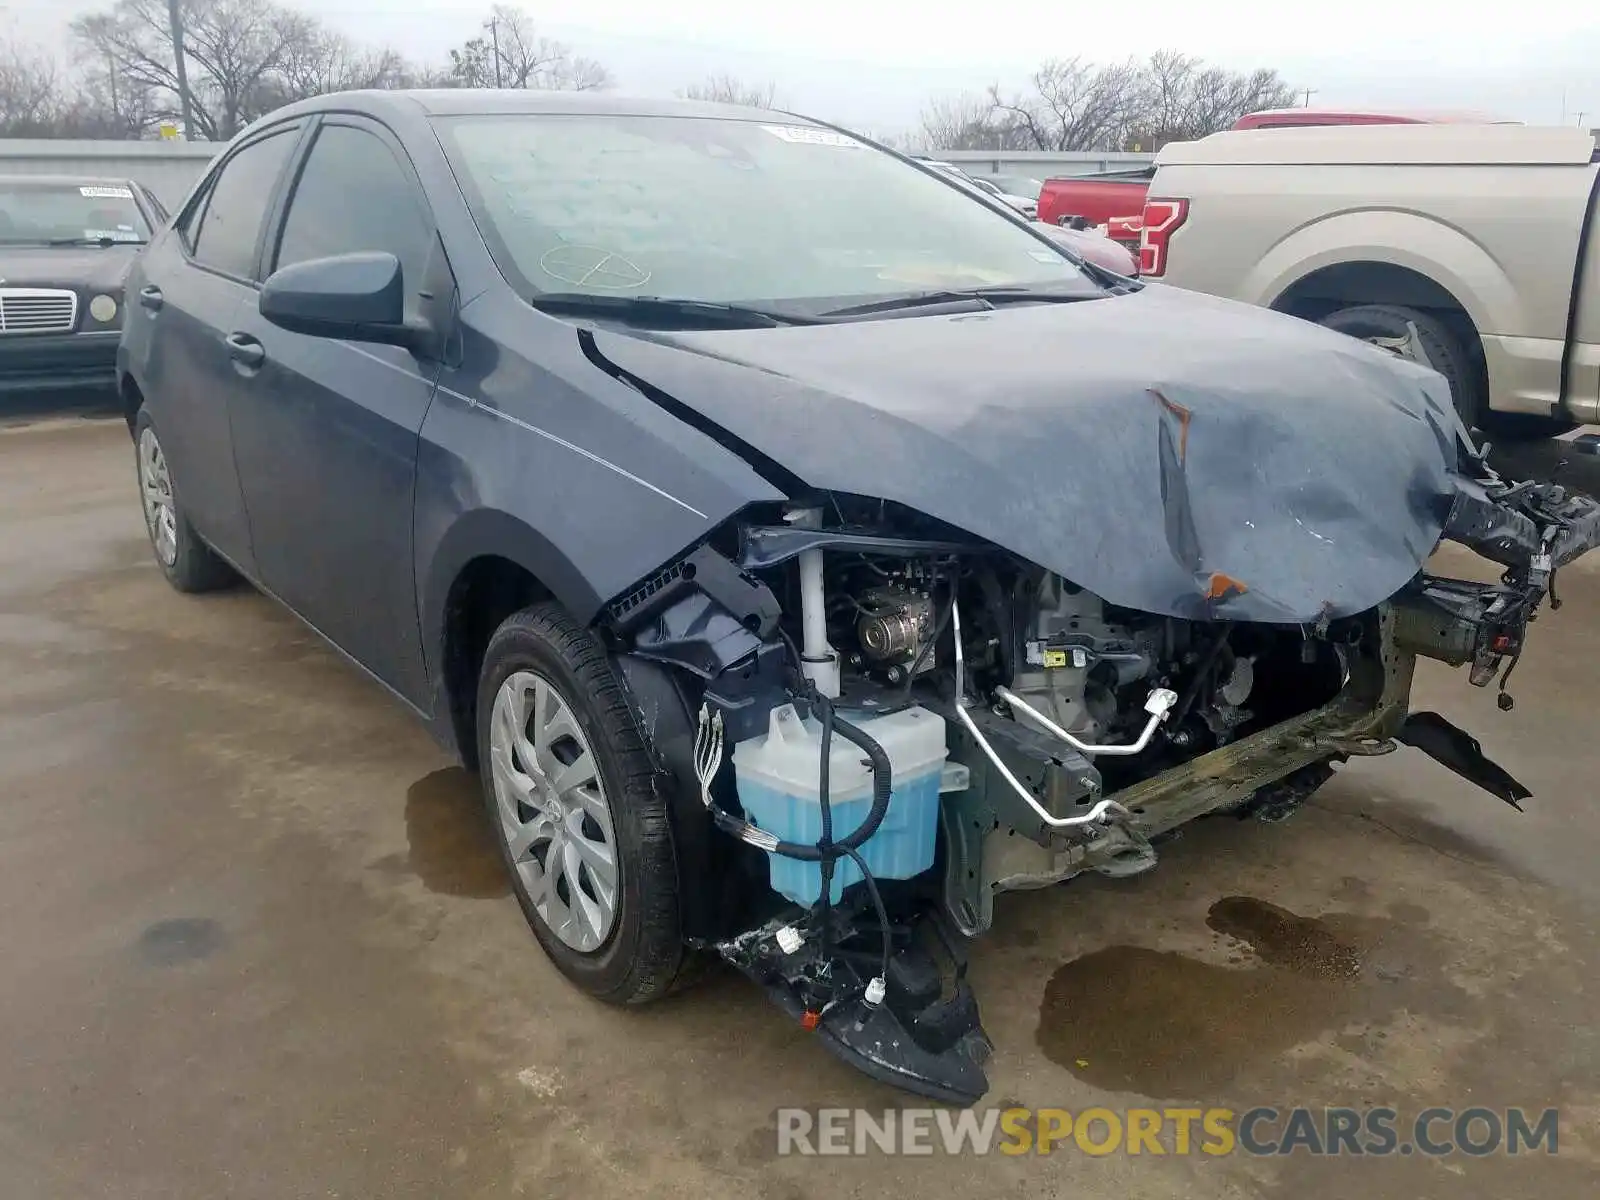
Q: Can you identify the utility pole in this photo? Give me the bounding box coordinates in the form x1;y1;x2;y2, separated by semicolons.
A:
1300;88;1318;108
487;15;502;88
106;49;118;125
167;0;194;139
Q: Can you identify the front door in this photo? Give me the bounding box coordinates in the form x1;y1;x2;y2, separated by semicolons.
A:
227;117;444;705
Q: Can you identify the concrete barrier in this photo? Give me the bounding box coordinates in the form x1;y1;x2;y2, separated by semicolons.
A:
0;140;220;209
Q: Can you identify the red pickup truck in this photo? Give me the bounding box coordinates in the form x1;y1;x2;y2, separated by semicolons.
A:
1036;169;1152;249
1035;109;1508;256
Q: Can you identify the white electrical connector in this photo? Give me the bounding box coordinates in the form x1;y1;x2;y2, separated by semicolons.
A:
1144;686;1179;717
863;976;887;1008
775;925;805;955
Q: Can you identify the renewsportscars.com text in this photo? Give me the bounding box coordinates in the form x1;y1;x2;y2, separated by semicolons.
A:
775;1106;1560;1157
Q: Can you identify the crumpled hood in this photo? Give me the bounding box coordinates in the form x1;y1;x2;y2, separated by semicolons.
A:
589;284;1469;622
0;244;142;293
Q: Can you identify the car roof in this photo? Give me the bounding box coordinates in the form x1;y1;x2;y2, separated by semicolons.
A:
271;88;817;125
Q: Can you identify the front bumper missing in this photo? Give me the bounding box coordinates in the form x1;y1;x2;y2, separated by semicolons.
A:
939;610;1414;936
944;575;1549;937
716;451;1599;1106
1117;607;1414;839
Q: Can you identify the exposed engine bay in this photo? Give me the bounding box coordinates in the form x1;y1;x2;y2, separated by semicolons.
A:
603;446;1600;1105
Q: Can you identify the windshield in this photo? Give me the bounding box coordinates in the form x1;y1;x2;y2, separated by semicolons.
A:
435;114;1095;312
0;182;148;245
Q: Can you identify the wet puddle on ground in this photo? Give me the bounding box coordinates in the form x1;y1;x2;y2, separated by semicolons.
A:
400;767;511;899
137;917;226;967
1205;895;1362;979
1036;897;1380;1097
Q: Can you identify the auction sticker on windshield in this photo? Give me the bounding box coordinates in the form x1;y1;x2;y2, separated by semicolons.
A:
761;125;861;148
79;186;134;199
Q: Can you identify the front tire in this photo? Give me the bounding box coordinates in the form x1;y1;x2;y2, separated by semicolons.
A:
133;409;235;593
475;603;684;1005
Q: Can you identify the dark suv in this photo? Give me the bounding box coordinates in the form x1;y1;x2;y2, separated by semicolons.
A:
119;89;1598;1103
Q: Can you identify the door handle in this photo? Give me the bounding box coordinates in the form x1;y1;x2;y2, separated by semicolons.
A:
225;332;265;369
138;285;164;312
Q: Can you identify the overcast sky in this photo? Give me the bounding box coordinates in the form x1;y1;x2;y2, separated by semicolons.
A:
6;0;1598;134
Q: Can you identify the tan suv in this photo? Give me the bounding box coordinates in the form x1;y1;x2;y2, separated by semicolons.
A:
1144;124;1600;438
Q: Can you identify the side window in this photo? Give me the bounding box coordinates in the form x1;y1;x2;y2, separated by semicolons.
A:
274;125;433;296
190;130;297;279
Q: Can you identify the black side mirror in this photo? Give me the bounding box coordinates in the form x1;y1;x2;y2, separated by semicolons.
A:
1570;433;1600;457
259;251;413;348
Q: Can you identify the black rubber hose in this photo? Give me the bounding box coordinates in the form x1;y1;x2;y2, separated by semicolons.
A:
816;692;836;959
841;844;893;984
817;712;893;852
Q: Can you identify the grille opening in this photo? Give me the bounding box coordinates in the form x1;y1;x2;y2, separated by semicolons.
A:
0;289;78;335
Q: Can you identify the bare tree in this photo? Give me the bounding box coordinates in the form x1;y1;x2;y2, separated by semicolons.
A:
274;26;413;103
73;0;299;140
988;57;1147;151
918;91;1021;151
0;35;158;137
447;5;610;91
71;53;162;137
69;0;435;139
1125;51;1295;148
679;74;778;108
917;52;1297;153
0;38;65;135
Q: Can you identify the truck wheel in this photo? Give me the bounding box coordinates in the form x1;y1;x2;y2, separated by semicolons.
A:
1319;304;1485;432
475;602;686;1005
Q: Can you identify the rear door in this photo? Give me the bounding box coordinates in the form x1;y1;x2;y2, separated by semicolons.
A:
124;124;303;573
227;116;444;704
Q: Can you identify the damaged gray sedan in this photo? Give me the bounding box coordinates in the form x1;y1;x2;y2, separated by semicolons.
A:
119;90;1600;1106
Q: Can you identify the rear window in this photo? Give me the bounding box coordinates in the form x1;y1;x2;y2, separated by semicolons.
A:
0;182;149;245
434;113;1095;312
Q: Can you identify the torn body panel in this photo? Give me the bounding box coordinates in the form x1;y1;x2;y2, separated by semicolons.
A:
587;286;1482;624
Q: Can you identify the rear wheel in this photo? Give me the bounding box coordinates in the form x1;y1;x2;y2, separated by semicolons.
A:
1319;303;1575;441
475;602;685;1004
133;409;235;593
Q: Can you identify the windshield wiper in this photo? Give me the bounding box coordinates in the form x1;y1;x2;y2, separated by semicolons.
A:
530;293;816;328
819;285;1098;318
46;236;146;248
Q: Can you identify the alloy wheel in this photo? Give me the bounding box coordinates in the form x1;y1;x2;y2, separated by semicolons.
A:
488;670;619;952
138;426;178;567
